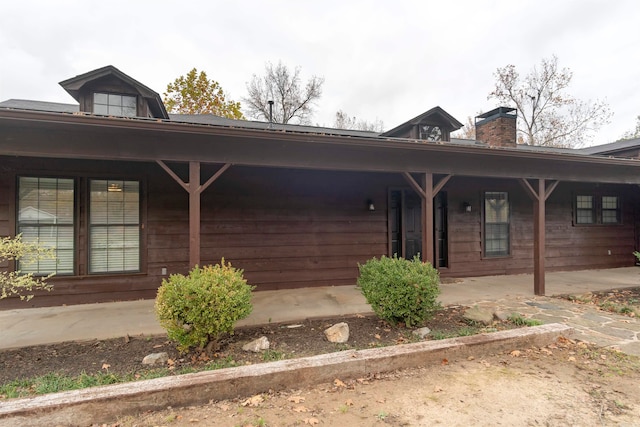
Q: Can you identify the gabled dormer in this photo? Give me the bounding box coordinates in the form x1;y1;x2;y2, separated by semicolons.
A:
59;65;169;119
381;106;463;142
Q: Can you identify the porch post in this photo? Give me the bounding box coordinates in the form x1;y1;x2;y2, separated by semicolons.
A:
520;178;559;296
402;172;452;266
533;179;546;295
423;173;435;265
189;161;201;268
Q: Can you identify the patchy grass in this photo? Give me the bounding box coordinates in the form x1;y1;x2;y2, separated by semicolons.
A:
560;287;640;318
430;325;484;340
0;357;240;399
508;313;543;327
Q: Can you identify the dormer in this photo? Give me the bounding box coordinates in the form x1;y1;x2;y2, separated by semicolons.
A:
59;65;169;119
381;106;463;142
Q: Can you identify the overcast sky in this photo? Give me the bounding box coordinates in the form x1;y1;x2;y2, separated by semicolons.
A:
1;0;638;146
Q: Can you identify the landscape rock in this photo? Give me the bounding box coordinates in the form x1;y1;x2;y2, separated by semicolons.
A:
242;336;270;352
412;327;431;339
463;306;495;325
324;322;349;343
142;352;169;366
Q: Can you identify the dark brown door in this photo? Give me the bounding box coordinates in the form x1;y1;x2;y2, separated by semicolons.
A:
434;192;448;268
388;189;448;266
403;191;422;259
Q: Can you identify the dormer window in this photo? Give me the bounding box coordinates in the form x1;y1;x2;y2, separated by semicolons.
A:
93;93;137;117
419;125;442;142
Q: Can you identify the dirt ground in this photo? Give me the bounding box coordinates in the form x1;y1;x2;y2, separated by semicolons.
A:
114;337;640;427
3;288;640;425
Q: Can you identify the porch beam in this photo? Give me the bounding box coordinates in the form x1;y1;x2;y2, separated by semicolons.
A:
198;163;232;195
433;174;452;195
156;160;232;268
402;172;426;199
156;160;189;192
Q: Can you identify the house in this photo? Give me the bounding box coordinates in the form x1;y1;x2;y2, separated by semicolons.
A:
2;65;640;308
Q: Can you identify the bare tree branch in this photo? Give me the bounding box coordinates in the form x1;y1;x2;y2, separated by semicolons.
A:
244;61;324;124
333;110;384;132
489;55;612;147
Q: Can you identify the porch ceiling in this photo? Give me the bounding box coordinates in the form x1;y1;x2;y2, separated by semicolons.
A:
2;109;640;184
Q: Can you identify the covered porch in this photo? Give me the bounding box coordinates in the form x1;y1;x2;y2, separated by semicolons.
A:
1;267;639;350
3;108;640;307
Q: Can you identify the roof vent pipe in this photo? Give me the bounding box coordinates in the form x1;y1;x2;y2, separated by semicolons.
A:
268;100;274;125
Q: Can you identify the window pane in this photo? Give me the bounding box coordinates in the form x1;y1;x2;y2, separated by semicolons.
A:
484;192;509;257
602;196;618;209
90;180;140;273
122;106;137;117
93;104;108;114
576;209;594;224
108;94;122;105
94;93;108;104
17;177;74;275
576;195;593;209
108;105;123;116
122;96;136;108
602;210;619;224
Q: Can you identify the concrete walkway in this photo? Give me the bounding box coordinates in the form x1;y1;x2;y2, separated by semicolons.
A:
1;267;640;354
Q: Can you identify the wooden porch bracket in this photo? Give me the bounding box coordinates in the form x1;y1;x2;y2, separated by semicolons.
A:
402;172;452;265
519;178;559;296
156;160;232;268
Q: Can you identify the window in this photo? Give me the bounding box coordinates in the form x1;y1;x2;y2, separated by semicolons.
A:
484;192;510;257
575;195;620;225
576;195;595;224
93;93;137;117
17;177;75;274
419;125;442;142
89;180;140;273
602;196;620;224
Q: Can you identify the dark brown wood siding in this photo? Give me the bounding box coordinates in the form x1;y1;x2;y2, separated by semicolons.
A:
442;178;638;277
1;155;638;308
147;166;393;290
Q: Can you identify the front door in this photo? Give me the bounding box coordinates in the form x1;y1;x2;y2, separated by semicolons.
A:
389;189;448;265
434;192;448;268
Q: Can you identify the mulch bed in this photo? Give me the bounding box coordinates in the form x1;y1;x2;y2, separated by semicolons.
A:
0;306;515;385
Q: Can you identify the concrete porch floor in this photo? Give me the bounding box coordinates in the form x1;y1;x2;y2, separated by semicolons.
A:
1;267;639;350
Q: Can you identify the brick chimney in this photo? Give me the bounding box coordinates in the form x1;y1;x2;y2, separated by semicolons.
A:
475;107;517;148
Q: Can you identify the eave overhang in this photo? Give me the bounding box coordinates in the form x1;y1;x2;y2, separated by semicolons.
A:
2;109;640;184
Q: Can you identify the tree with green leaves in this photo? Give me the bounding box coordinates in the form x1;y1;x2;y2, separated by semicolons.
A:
489;55;611;148
244;61;324;124
163;68;244;119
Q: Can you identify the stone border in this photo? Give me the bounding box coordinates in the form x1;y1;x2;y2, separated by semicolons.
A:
0;323;572;427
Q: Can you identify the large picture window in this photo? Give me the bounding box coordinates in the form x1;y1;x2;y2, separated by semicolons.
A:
89;180;140;273
17;177;75;274
484;191;510;257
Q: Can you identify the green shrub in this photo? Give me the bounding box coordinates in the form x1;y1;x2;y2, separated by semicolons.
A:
155;259;254;353
357;255;441;327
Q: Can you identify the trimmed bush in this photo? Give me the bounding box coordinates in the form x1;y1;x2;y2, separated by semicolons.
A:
357;255;441;327
155;259;254;353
